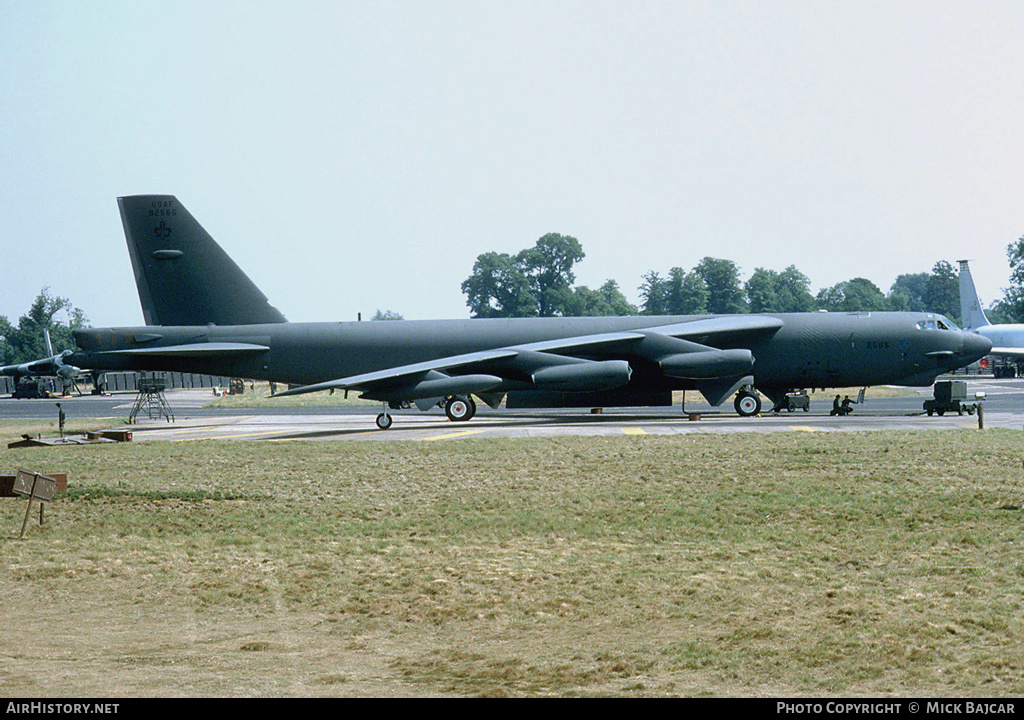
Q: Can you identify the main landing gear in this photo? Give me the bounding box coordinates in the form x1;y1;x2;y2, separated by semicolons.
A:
444;395;476;422
375;395;477;430
734;388;762;417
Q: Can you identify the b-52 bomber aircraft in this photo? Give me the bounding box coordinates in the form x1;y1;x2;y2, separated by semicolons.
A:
63;195;990;429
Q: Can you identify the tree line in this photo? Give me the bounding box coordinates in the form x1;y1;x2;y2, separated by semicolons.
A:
461;233;987;323
5;236;1024;367
0;289;87;367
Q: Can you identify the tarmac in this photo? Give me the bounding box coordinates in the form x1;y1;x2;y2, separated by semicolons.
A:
2;376;1021;444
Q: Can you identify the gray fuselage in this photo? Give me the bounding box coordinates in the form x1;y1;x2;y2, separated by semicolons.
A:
71;311;990;406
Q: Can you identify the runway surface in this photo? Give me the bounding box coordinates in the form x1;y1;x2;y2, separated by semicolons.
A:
3;377;1021;443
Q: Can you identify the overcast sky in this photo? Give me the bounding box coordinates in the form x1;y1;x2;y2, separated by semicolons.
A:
3;0;1023;328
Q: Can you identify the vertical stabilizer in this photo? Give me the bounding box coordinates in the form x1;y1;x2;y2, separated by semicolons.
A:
958;260;990;330
118;195;286;326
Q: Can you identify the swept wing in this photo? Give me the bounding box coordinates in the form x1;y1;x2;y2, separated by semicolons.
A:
273;316;783;410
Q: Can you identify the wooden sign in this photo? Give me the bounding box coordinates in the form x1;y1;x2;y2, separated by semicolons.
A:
14;469;58;538
13;469;57;502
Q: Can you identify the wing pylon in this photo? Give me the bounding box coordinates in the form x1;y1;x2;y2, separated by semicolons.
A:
272;316;780;421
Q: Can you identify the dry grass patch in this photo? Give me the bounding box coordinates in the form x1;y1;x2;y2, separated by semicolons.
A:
1;429;1022;696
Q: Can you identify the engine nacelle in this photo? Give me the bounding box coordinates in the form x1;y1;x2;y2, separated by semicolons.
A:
364;373;503;402
531;360;632;392
659;349;754;379
55;351;80;379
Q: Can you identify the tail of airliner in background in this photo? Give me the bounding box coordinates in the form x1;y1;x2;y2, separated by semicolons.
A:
958;260;1024;369
118;195;287;326
958;260;991;330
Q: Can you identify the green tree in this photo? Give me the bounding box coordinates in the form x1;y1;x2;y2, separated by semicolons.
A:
2;288;88;364
461;252;537;318
773;266;816;312
462;233;587;318
816;278;889;312
0;315;14;365
641;266;711;315
886;263;960;322
638;271;667;315
371;309;404;321
888;272;930;312
986;297;1016;324
745;268;778;314
745;268;811;313
694;257;747;314
569;280;638;316
925;260;960;323
664;267;708;315
515;233;586;317
999;235;1024;321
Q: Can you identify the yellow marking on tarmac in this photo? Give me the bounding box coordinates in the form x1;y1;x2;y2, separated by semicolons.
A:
420;429;486;441
169;429;301;441
622;428;646;435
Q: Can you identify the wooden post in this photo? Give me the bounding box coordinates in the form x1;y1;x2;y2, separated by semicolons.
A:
19;475;38;539
13;470;57;539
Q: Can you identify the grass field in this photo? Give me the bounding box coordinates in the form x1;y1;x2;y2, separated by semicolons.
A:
1;427;1022;697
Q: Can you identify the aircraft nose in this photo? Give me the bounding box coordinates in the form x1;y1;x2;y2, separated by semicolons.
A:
961;331;993;363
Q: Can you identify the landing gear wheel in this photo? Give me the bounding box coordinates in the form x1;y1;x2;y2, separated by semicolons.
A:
375;413;393;430
734;392;762;417
445;395;476;422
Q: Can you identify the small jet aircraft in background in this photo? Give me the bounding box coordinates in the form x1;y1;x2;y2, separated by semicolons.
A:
1;329;84;395
52;195;991;429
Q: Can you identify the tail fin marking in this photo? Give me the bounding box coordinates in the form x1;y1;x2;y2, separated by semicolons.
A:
118;195;287;326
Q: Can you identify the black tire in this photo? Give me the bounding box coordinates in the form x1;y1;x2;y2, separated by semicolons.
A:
734;392;762;417
445;396;476;422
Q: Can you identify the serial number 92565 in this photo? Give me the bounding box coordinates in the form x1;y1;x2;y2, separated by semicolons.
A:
147;199;177;217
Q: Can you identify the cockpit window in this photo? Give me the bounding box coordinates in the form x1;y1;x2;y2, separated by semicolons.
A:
917;316;960;331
